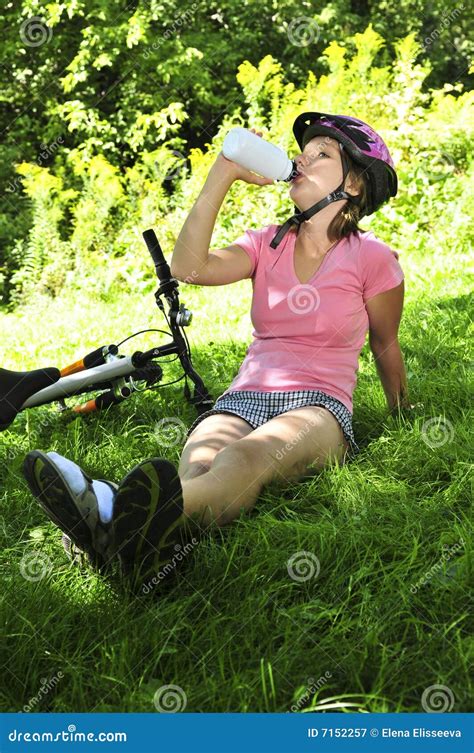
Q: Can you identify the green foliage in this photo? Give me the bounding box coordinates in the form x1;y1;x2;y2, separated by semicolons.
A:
8;164;71;302
170;28;473;267
0;15;472;302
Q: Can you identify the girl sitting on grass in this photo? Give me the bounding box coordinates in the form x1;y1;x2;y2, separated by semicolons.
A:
23;112;413;592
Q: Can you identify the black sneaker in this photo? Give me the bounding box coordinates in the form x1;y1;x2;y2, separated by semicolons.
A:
23;450;117;569
110;458;190;592
61;533;94;568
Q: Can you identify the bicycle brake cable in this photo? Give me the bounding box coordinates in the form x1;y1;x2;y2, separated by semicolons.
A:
116;328;170;347
115;307;195;373
116;328;179;364
130;372;186;392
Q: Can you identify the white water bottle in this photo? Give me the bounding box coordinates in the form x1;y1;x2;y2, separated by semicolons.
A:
222;127;297;182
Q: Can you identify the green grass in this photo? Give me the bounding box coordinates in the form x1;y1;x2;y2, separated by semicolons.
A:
0;239;472;714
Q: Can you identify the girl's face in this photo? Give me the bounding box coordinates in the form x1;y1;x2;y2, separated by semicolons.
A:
289;135;349;210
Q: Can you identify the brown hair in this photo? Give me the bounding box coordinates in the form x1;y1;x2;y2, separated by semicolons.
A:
326;154;368;242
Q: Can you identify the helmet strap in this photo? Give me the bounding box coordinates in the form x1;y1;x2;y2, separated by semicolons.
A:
270;143;361;253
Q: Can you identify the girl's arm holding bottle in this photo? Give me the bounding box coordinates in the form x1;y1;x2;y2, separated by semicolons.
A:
170;130;273;285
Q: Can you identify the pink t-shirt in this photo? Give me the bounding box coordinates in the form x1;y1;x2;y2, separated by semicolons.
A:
220;224;404;413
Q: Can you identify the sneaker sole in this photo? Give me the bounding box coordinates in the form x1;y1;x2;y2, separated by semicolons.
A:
23;450;103;567
111;458;186;587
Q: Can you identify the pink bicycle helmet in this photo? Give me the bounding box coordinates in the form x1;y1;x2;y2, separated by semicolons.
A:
270;111;398;249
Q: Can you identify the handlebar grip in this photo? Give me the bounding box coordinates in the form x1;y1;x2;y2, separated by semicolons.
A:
142;229;172;282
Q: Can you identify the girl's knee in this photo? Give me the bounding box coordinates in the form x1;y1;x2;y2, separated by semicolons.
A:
211;440;259;476
178;456;211;482
214;438;284;488
178;412;255;482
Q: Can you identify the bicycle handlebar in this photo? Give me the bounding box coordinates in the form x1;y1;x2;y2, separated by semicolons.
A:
141;228;214;412
142;229;172;283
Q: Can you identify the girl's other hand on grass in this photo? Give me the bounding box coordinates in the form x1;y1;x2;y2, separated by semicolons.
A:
389;401;424;419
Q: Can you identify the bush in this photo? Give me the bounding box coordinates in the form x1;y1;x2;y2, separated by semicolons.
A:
2;26;473;304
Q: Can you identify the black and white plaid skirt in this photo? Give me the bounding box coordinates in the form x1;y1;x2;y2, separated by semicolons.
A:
186;389;360;458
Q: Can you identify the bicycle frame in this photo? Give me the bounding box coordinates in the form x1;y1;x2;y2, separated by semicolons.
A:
22;356;136;409
19;229;214;418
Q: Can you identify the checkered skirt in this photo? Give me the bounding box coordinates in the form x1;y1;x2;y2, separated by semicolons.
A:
186;389;360;458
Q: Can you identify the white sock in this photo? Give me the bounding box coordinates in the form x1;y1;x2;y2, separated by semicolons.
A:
92;480;115;524
47;452;115;524
47;452;87;496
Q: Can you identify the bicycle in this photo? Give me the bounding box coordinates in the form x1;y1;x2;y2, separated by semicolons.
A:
0;229;214;431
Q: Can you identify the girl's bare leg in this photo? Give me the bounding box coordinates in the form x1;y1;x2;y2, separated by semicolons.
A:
178;412;254;481
181;406;348;528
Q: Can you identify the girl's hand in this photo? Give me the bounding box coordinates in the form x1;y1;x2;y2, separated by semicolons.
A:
214;128;275;186
389;401;424;418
